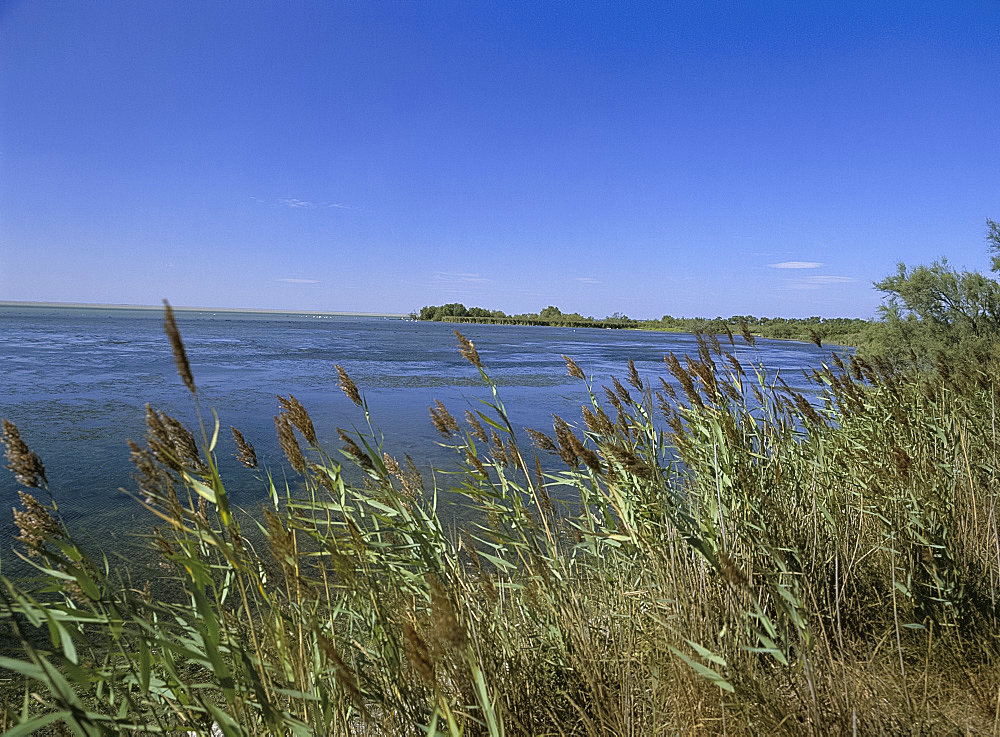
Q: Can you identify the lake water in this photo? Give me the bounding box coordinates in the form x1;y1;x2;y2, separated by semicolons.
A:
0;305;834;557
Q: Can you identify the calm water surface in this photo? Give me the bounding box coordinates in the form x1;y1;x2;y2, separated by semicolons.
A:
0;306;834;556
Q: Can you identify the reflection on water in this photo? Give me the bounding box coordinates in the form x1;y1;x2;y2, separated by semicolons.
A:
0;305;839;562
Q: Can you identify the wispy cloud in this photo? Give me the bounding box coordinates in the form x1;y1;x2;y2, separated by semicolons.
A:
790;275;857;290
275;198;355;210
808;275;855;284
433;272;490;285
278;278;320;284
770;261;822;269
574;277;600;284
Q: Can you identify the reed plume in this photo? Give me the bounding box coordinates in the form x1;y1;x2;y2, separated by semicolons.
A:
626;358;643;390
12;490;62;556
162;300;196;394
230;426;258;468
275;414;306;474
402;619;436;687
454;330;482;369
737;317;756;348
563;354;585;380
551;415;580;467
337;428;374;471
429;399;459;437
464;410;488;442
278;394;318;446
526;428;557;453
335;364;363;406
2;419;47;488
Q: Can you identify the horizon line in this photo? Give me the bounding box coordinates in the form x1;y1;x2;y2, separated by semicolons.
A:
0;300;408;318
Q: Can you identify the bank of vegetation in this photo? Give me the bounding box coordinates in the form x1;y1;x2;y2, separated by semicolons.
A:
415;303;872;346
2;222;1000;734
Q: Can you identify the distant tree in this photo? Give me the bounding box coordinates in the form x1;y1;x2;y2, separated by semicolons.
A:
539;306;563;320
864;220;1000;363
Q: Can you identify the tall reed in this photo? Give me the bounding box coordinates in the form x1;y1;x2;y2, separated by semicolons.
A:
1;317;999;735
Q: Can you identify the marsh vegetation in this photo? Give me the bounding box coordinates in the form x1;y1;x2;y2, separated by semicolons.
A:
4;223;1000;734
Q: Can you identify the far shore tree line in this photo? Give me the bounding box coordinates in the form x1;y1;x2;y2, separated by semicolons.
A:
415;220;1000;358
413;303;871;345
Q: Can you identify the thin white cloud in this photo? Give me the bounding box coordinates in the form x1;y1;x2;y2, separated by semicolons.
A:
770;261;823;269
789;275;857;290
574;277;600;284
433;272;490;284
808;275;855;284
276;198;355;210
278;278;320;284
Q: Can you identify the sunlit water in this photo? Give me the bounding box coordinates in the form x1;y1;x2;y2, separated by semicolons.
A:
0;305;836;564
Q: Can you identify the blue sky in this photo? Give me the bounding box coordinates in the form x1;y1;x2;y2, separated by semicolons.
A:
1;1;998;318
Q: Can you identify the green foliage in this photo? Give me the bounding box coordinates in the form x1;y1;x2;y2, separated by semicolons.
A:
861;220;1000;365
416;304;871;343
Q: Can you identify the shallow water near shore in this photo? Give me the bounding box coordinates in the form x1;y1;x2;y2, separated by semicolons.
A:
1;305;835;563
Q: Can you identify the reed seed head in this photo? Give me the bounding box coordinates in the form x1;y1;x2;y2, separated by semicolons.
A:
230;427;258;468
563;355;585;380
382;452;401;477
464;410;488;442
534;454;555;517
2;419;47;488
658;376;677;401
429;576;467;651
337;428;374;471
278;394;318;446
13;490;62;556
454;330;482;369
526;428;557;453
402;619;436;687
626;358;643;391
551;415;579;467
489;429;509;467
612;376;633;405
274;415;306;474
429;399;459;437
603;385;624;414
402;454;423;496
665;353;702;409
465;448;488;477
737;317;756;348
162;300;196;394
335;364;363;406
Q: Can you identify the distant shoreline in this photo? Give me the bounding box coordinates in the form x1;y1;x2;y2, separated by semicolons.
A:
0;300;407;319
